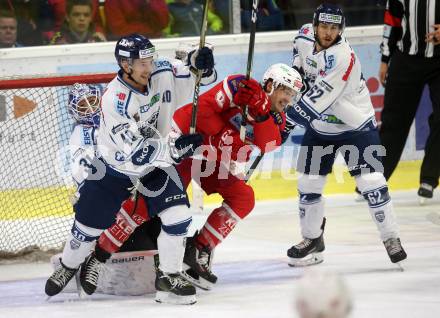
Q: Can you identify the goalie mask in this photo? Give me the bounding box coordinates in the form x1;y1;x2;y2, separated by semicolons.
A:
68;83;101;127
262;63;303;100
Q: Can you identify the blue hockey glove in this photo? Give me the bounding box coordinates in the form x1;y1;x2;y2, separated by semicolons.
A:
170;133;203;163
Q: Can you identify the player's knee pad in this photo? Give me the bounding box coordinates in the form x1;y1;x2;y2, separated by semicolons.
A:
159;205;192;236
355;173;391;209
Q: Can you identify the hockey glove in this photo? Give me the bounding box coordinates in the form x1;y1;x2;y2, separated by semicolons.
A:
270;111;284;126
281;117;297;144
188;46;214;76
170;133;203;163
233;78;271;122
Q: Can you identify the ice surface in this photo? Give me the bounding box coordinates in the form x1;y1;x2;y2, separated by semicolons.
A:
1;190;439;318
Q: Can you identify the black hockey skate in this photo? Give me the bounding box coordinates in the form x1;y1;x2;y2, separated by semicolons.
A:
79;245;111;295
287;218;326;267
383;237;407;265
418;183;433;205
155;267;196;305
182;234;217;290
45;259;78;296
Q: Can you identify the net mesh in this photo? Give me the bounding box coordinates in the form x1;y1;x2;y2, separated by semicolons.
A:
0;74;114;260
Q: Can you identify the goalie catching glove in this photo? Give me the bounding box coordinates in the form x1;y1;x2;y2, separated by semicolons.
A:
233;78;271;122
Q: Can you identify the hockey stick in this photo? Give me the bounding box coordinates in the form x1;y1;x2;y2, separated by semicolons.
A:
245;152;263;183
189;0;210;134
239;0;259;141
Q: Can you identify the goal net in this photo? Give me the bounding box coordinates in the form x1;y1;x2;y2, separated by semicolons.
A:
0;73;114;261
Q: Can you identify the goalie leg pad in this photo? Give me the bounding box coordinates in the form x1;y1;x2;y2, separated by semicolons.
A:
62;220;103;269
298;174;327;239
98;196;149;254
355;172;399;241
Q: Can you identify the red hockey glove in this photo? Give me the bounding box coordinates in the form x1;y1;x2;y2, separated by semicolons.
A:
233;78;271;121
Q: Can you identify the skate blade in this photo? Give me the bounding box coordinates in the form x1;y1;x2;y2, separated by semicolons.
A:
155;291;196;305
419;197;428;206
354;194;365;202
288;252;324;267
181;267;214;291
74;271;87;299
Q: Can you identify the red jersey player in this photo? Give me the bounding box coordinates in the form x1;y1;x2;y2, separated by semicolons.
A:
79;63;303;295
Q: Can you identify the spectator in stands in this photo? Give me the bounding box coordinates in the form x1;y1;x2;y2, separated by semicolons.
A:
241;0;284;32
167;0;223;37
0;1;46;46
50;0;106;45
46;0;105;42
0;10;22;48
104;0;169;40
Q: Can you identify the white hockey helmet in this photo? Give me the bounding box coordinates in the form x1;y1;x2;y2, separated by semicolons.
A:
262;63;303;95
295;270;352;318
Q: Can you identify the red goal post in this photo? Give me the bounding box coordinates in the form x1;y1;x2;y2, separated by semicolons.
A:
0;73;114;261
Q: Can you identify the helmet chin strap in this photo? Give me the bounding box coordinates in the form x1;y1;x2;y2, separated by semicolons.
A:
123;62;145;87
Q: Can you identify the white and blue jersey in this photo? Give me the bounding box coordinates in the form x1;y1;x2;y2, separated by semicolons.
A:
97;57;216;176
69;124;98;187
288;23;375;138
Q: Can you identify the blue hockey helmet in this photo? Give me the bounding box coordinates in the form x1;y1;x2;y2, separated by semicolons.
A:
313;3;345;31
114;33;156;68
68;83;101;127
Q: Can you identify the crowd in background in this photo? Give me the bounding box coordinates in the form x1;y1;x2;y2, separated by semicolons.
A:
0;0;386;48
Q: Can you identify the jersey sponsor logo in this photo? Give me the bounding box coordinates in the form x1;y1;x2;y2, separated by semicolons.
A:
306;57;317;68
115;92;127;116
325;54;336;71
320;114;344;124
293;104;312;122
318;80;334;92
229;113;254;140
112;123;130;135
82;128;91;145
165;193;187;202
131;140;161;166
115;151;125;161
111;256;145;263
319;13;342;24
300;25;310;35
140;93;160;113
155;60;171;70
215;90;225;108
